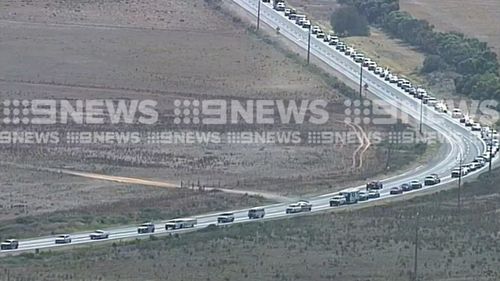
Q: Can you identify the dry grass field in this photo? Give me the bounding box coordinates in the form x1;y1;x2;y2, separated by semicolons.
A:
0;0;432;240
0;0;430;199
401;0;500;59
3;168;499;281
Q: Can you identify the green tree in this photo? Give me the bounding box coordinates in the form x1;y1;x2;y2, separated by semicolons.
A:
331;6;370;37
422;55;446;73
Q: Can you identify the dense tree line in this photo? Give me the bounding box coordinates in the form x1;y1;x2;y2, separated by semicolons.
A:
338;0;500;101
330;6;369;36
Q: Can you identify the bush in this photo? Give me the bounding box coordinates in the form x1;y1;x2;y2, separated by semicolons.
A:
422;55;446;73
331;6;370;37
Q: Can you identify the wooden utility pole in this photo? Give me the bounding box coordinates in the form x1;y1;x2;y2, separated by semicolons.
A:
257;0;261;31
413;212;420;281
307;25;311;64
359;64;363;99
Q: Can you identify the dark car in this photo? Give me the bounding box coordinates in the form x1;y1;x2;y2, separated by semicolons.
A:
366;181;383;190
400;183;412;192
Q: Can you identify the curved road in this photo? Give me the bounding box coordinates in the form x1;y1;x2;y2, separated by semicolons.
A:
0;0;496;255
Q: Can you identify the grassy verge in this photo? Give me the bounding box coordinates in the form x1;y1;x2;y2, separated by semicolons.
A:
3;166;500;280
0;191;269;241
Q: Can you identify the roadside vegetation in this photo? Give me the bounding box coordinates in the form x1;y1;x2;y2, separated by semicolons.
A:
0;189;268;241
3;167;500;281
338;0;500;104
330;6;369;37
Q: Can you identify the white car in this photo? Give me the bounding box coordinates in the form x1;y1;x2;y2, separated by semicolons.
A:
368;190;380;199
89;230;109;240
329;36;339;45
472;123;482;131
55;234;72;244
344;47;355;56
426;97;438;106
409;180;422;189
311;25;321;34
384;72;392;80
354;54;364;63
137;222;155;233
286;200;312;213
389;75;398;83
217;213;235;223
275;2;285;11
451;168;467;178
416;88;427;99
358;190;369;201
374;67;383;75
0;239;19;250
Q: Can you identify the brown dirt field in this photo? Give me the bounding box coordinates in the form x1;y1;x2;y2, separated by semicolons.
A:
3;169;500;281
0;0;432;239
0;0;407;201
401;0;500;59
0;164;269;239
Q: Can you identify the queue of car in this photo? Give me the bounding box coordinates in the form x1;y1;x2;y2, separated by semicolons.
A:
271;0;497;194
270;0;499;144
2;0;496;253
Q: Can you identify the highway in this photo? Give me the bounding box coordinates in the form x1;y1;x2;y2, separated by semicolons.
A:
0;0;496;255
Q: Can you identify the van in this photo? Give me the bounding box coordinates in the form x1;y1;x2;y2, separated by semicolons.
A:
248;208;265;219
165;218;197;230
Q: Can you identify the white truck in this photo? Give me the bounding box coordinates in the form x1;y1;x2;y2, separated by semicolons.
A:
329;195;347;206
339;188;360;204
165;218;197;230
